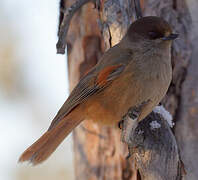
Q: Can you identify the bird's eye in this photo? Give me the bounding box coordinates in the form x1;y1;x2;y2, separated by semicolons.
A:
148;31;161;39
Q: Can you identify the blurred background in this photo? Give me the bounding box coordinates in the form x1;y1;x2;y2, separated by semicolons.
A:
0;0;74;179
1;0;198;180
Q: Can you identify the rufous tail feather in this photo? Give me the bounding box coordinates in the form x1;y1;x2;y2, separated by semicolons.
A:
18;106;83;165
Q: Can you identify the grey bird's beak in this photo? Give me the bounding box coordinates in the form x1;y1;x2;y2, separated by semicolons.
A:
162;33;179;41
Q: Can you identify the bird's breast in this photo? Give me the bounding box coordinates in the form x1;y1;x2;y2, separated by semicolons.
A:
83;56;172;126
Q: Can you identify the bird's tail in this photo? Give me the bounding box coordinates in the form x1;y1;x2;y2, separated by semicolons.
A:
18;106;83;165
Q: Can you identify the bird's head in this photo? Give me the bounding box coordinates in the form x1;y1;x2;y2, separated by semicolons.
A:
122;16;178;50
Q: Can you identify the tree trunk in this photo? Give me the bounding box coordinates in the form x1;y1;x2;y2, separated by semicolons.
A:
58;0;194;179
174;1;198;179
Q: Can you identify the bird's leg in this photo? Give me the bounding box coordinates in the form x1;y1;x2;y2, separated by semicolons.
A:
121;106;140;144
121;107;139;160
118;105;141;130
119;100;150;159
121;101;150;159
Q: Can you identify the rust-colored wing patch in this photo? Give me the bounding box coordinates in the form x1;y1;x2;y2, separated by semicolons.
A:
96;65;124;86
48;64;125;131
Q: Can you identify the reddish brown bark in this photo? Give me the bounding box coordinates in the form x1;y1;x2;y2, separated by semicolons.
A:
58;0;194;179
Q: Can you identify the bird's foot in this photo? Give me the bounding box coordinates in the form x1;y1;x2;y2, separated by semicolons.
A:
118;120;124;129
121;107;139;144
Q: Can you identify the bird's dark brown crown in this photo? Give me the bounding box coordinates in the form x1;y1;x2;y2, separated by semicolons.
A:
127;16;172;41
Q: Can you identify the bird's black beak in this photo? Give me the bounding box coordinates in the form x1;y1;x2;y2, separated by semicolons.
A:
162;33;179;41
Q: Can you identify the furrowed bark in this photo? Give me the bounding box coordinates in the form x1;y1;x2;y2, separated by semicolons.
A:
174;1;198;179
58;0;193;179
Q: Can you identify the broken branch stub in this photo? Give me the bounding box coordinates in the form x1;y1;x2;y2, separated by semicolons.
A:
57;0;94;54
57;0;143;54
122;111;184;180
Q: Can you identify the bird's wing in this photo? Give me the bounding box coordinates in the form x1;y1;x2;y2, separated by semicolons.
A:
48;63;126;130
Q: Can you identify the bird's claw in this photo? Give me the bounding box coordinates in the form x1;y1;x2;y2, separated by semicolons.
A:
118;120;124;129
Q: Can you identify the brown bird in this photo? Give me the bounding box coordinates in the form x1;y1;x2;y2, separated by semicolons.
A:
19;16;178;165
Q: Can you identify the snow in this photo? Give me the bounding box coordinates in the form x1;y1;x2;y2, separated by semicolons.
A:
150;121;161;130
153;105;174;128
0;1;74;180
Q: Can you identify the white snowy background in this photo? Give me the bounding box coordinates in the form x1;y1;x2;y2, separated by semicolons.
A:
0;0;74;179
